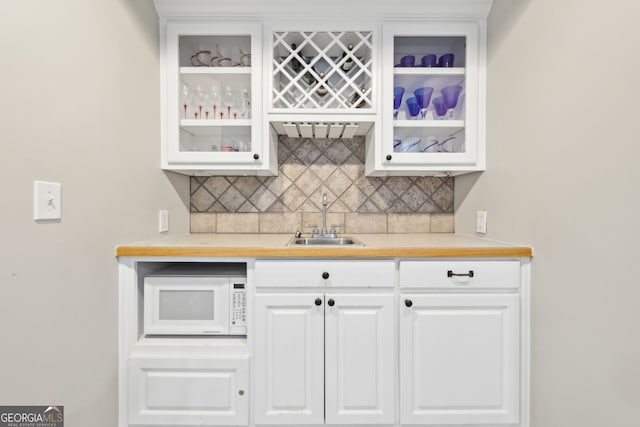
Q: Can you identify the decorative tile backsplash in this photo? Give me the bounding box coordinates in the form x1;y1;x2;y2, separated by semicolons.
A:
190;136;454;233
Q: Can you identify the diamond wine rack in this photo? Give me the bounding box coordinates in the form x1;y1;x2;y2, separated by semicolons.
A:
270;30;374;112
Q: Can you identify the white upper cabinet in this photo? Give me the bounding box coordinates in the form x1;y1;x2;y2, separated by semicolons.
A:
367;21;486;176
161;21;277;175
153;1;490;176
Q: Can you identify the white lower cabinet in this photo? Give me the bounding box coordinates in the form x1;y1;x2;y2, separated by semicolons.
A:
128;355;249;425
254;293;395;425
400;293;520;424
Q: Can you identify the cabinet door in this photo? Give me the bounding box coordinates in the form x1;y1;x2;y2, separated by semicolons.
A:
377;21;485;176
162;21;276;175
128;355;249;425
400;293;520;424
325;294;395;424
254;294;325;424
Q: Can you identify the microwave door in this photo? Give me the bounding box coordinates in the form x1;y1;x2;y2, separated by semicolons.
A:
144;277;230;335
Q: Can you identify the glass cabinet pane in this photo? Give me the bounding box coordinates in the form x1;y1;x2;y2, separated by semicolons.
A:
392;35;467;155
177;34;253;154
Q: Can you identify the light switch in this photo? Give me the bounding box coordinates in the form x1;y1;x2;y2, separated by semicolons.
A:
34;181;61;220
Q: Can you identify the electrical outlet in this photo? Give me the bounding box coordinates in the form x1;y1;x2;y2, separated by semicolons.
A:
159;210;169;233
476;210;487;234
33;181;61;220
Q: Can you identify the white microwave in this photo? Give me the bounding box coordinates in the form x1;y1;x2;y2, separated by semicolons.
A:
143;264;247;336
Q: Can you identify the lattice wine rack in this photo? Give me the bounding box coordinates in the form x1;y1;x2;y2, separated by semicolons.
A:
270;30;374;112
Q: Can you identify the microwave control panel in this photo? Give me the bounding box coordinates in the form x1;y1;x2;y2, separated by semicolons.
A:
230;282;247;334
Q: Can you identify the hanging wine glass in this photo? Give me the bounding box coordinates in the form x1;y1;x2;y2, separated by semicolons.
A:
223;85;235;119
413;87;434;119
393;86;405;119
180;82;192;120
441;85;463;119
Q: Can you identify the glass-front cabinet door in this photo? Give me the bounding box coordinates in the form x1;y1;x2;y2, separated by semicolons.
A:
379;21;485;175
162;21;276;175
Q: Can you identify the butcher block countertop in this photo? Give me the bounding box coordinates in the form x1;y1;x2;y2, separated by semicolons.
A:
115;233;533;258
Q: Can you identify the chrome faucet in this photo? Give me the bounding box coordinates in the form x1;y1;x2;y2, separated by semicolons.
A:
321;193;329;236
303;193;343;238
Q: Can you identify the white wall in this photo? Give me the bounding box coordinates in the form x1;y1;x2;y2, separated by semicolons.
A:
0;1;189;425
455;0;640;425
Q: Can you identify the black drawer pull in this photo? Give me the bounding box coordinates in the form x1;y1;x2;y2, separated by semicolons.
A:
447;270;474;278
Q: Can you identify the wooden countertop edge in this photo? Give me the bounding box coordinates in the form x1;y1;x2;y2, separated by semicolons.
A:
115;246;533;258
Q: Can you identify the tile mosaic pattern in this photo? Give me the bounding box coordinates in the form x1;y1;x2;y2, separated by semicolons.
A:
191;136;454;214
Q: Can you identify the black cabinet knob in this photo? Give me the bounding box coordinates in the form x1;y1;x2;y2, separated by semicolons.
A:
315;297;322;306
322;272;330;280
386;154;392;161
327;298;335;307
253;153;260;160
405;299;413;307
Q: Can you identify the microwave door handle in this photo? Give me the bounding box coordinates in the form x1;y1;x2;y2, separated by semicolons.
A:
202;328;225;334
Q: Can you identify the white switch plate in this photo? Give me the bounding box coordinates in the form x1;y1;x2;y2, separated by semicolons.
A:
159;210;169;233
34;181;61;220
476;210;487;234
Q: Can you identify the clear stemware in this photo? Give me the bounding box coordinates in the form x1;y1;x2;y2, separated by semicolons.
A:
210;84;220;120
193;84;206;119
180;82;192;120
223;85;235;119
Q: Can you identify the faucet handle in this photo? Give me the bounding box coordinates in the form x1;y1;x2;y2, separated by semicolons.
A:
329;224;344;233
304;223;319;234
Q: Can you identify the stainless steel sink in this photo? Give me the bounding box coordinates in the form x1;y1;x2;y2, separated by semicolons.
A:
287;236;364;246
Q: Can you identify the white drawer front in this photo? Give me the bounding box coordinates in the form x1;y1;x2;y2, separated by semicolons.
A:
399;260;520;289
255;260;395;287
129;355;249;425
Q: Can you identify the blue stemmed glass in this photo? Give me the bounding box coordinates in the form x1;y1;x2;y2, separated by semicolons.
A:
441;85;463;119
432;96;447;118
393;86;405;119
414;87;434;119
405;96;420;119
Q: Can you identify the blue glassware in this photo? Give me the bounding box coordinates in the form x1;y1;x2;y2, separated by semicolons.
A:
432;96;447;118
421;54;437;67
441;85;463;118
438;53;455;67
399;55;415;67
393;86;405;119
413;87;434;119
405;96;420;119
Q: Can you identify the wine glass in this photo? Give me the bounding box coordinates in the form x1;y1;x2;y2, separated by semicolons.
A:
213;44;232;67
210;84;220;120
180;82;192;120
240;88;251;119
193;84;206;119
441;85;463;119
413;87;434;119
393;86;405;119
223;85;235;119
432;96;447;119
405;96;420;119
